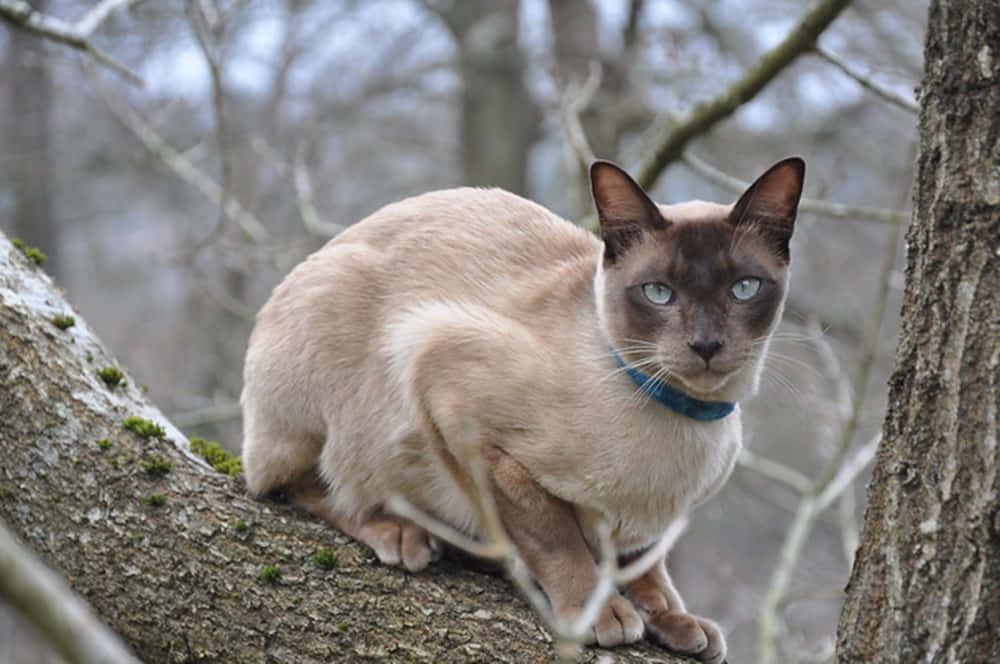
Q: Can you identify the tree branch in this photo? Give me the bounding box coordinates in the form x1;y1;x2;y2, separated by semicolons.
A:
87;66;272;245
0;0;146;86
815;45;919;114
635;0;855;190
681;151;909;225
0;229;695;664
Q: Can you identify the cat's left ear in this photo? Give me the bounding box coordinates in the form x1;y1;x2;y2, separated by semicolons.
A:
729;157;805;261
590;160;667;263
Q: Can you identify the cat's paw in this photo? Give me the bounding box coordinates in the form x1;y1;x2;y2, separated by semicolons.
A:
358;517;442;572
564;594;644;647
645;610;725;664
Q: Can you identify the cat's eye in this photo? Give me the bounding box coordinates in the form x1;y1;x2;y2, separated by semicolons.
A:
731;277;761;301
642;282;673;305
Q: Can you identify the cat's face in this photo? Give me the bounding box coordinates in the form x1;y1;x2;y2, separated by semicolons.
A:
591;158;804;399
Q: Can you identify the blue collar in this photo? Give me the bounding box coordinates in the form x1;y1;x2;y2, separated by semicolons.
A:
609;347;736;421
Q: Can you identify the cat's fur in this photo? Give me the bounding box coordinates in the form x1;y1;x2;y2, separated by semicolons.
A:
241;158;804;662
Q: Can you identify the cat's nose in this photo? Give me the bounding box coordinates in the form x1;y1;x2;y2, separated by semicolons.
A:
689;339;723;362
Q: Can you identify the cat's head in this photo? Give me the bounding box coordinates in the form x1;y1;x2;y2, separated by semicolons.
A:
591;157;804;402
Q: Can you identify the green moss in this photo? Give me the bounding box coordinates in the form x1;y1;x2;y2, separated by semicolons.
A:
25;248;47;264
312;549;339;570
122;416;165;439
190;437;243;476
134;533;146;542
235;520;249;533
85;352;94;363
97;366;125;388
333;621;349;633
97;438;112;450
11;238;47;264
141;454;173;477
51;315;75;330
144;493;167;507
258;565;281;584
0;486;11;499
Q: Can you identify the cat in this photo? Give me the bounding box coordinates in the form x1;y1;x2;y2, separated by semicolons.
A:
241;157;804;662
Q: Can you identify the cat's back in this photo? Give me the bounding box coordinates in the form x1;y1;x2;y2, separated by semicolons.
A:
247;186;599;405
329;187;599;292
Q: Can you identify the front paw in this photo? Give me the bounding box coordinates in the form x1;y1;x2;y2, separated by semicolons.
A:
561;594;645;647
358;518;442;572
645;610;725;664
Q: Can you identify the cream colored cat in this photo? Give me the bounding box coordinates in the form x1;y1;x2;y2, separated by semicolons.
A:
241;158;804;662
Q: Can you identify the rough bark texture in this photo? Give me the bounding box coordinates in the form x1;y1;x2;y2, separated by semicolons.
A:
836;1;1000;662
0;235;695;663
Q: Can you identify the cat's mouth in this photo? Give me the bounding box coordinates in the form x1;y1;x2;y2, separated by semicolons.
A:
667;361;740;397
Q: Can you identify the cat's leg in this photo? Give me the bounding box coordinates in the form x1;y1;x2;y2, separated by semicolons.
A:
625;556;726;664
486;446;644;647
285;470;442;573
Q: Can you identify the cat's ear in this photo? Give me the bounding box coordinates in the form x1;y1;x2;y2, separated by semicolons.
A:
729;157;805;261
590;160;667;263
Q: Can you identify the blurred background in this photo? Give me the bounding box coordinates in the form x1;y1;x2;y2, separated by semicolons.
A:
1;0;925;661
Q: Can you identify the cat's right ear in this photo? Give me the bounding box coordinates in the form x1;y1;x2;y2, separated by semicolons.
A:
590;161;667;263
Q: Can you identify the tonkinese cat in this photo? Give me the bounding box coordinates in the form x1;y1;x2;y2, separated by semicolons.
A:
241;158;805;662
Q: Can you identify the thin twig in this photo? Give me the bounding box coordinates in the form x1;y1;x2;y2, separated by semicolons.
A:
682;151;909;225
293;141;346;237
738;449;811;495
388;434;673;653
0;0;146;86
185;0;236;254
815;45;919;114
635;0;855;190
87;65;271;245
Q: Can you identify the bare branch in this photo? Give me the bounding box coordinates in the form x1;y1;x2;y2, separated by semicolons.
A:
88;66;271;245
0;0;146;86
635;0;855;190
738;448;812;495
682;151;909;225
815;45;919;114
388;432;675;653
0;521;141;664
757;152;913;663
293;142;346;237
560;60;602;174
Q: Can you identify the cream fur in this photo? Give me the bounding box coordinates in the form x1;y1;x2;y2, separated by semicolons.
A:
240;168;802;657
242;187;757;551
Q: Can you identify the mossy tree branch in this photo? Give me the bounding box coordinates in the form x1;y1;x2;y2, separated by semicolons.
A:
635;0;855;190
0;233;698;663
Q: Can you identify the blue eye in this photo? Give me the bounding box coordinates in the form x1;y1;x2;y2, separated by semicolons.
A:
642;282;673;305
731;277;761;301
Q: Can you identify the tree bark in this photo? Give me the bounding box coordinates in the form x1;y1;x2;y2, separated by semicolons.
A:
0;233;695;663
836;1;1000;662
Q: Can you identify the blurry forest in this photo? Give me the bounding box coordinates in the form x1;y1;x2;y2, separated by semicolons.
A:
1;0;925;661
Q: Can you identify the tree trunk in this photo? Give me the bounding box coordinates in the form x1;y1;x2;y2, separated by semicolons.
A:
0;233;694;663
836;1;1000;662
432;0;539;195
